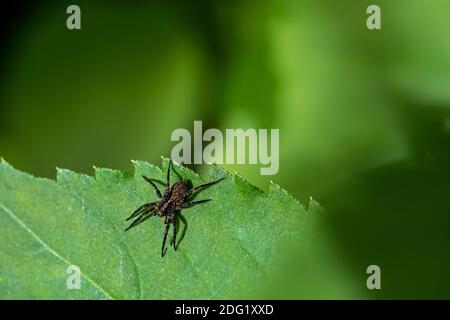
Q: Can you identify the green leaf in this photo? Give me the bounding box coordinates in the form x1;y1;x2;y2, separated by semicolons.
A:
0;158;318;299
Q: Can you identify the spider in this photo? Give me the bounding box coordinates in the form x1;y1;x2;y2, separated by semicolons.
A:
125;160;224;257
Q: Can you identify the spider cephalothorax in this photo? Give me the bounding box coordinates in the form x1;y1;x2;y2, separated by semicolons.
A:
125;160;224;257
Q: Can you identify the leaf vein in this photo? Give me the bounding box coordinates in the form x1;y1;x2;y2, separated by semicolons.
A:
0;203;116;300
63;183;144;300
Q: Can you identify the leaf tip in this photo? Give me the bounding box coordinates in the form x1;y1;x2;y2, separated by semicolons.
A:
0;157;13;171
268;182;304;209
160;156;172;169
55;167;63;179
55;167;78;183
308;196;324;213
92;165;102;178
268;181;280;193
130;160;144;170
131;159;152;171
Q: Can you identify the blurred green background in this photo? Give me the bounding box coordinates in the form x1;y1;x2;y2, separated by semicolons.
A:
1;0;450;298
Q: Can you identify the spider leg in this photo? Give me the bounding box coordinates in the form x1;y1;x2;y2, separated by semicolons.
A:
166;159;172;190
182;199;211;209
189;177;225;195
161;223;171;257
172;220;177;251
125;209;155;231
126;202;156;221
142;176;162;198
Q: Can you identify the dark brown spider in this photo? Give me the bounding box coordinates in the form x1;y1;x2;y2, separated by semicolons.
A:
125;160;224;257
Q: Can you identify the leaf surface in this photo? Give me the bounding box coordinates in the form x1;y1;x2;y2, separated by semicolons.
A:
0;159;317;299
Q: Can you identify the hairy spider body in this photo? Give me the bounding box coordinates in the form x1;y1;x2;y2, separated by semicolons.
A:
156;181;190;216
125;160;224;257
